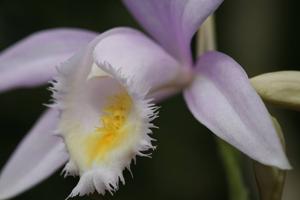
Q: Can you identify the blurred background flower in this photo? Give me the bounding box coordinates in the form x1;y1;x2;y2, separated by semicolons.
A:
0;0;299;199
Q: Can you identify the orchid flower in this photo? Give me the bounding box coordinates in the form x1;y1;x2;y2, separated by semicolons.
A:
0;0;291;199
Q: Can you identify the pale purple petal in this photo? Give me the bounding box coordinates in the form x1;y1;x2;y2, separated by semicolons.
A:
123;0;223;65
0;28;97;93
92;27;187;100
0;109;68;199
183;51;291;169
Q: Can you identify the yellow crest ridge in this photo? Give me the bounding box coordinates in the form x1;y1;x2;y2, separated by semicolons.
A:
85;92;133;165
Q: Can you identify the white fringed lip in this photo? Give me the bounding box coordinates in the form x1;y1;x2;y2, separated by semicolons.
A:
49;27;185;197
53;61;158;198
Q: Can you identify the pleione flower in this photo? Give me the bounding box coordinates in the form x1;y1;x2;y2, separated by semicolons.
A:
0;0;291;199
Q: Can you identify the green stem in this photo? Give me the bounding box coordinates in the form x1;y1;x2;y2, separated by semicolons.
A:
218;140;249;200
197;15;217;53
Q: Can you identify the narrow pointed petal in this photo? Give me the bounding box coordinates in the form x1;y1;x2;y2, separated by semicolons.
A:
251;71;300;111
123;0;223;65
183;51;291;169
0;28;97;93
0;109;68;199
51;27;187;197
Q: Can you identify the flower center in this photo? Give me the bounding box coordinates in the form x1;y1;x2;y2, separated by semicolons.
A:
63;91;135;171
85;93;133;165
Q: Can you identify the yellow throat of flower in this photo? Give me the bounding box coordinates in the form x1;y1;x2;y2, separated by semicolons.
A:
85;93;132;165
64;92;134;170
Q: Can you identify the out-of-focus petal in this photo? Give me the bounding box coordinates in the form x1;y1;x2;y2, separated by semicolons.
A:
123;0;223;65
183;51;291;169
0;109;68;200
251;71;300;111
0;28;97;93
51;27;186;197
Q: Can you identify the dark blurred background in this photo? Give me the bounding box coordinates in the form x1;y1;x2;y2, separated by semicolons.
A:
0;0;299;199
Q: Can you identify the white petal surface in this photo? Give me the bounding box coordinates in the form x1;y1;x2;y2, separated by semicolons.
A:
123;0;223;65
0;28;97;93
0;109;68;199
184;51;291;169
